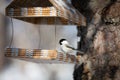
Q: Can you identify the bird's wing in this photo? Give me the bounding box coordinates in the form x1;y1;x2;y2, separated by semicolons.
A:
65;44;75;50
66;44;84;54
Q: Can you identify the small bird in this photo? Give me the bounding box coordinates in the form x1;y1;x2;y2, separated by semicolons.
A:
59;39;84;55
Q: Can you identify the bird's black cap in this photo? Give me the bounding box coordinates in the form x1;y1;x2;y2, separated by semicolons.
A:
59;39;66;45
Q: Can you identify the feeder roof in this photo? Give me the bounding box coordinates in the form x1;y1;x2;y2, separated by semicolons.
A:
7;0;53;8
6;0;86;26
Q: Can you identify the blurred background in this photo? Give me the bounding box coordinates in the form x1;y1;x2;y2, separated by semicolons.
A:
0;0;78;80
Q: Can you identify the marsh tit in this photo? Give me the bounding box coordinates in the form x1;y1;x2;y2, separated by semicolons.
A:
59;39;84;55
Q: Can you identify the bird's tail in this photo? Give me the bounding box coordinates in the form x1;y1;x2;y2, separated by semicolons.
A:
76;50;84;54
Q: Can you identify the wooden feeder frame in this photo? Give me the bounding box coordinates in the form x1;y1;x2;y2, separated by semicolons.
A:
5;48;77;63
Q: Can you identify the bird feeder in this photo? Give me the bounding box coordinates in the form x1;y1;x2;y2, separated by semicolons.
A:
5;0;86;63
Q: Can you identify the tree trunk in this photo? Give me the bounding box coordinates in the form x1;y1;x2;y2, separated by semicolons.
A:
72;0;120;80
